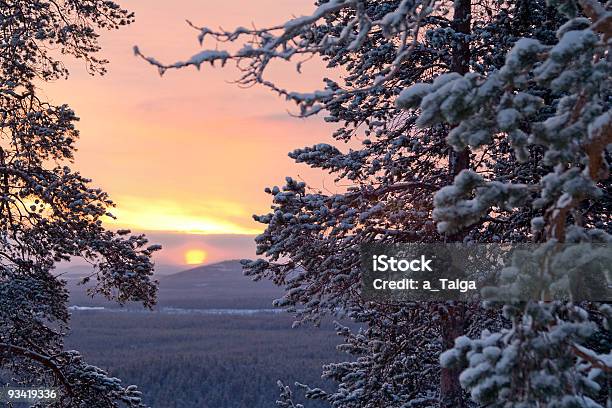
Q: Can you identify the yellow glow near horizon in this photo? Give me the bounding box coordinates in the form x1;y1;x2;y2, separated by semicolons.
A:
104;196;262;235
185;249;207;265
40;0;334;244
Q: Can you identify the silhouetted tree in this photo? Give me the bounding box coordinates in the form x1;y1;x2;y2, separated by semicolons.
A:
0;1;160;406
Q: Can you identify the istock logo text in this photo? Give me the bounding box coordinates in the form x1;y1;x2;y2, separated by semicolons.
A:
372;255;432;272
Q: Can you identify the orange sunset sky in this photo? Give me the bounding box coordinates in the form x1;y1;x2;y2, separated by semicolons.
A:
44;0;341;266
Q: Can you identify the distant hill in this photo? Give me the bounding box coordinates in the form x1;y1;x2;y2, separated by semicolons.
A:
69;260;284;310
159;260;282;309
56;263;183;280
161;260;261;286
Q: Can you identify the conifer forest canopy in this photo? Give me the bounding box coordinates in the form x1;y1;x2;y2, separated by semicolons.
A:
2;0;612;407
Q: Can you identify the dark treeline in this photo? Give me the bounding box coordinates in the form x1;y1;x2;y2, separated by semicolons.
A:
66;312;343;408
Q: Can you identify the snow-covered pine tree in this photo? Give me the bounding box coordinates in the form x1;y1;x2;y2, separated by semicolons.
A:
141;0;609;406
399;0;611;405
0;1;160;406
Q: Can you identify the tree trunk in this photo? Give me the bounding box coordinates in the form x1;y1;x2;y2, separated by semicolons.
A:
440;303;467;407
448;0;471;182
440;1;471;407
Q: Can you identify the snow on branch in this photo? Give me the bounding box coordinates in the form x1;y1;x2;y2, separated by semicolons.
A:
135;0;439;116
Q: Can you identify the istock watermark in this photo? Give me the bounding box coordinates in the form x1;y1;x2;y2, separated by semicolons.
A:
361;243;612;302
372;255;433;272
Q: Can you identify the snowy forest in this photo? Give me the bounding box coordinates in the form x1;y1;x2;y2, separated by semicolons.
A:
1;0;611;407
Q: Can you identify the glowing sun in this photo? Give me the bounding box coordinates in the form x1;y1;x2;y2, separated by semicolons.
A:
185;249;207;265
